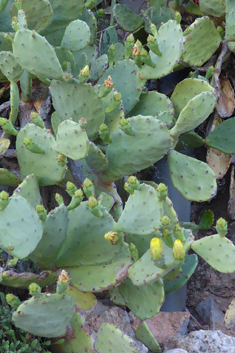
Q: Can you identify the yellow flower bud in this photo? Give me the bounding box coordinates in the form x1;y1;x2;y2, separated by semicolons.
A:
150;237;162;260
173;239;185;260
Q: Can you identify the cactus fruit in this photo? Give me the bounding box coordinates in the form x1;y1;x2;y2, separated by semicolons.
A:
216;217;228;237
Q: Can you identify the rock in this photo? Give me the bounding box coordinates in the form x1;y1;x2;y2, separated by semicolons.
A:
163;329;235;353
130;311;190;345
187;256;235;313
196;296;224;328
164;348;188;353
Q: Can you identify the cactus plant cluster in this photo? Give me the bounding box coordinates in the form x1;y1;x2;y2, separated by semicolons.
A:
0;0;235;352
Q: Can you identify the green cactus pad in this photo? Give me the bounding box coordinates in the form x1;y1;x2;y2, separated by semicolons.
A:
72;44;97;77
116;184;163;235
9;81;19;124
12;291;75;337
98;59;144;114
0;270;57;288
0;138;10;158
128;244;183;287
140;20;183;80
55;119;89;160
199;0;225;17
97;192;114;212
0;51;23;82
0;0;13;33
61;19;90;52
171;78;214;116
0;195;43;258
205;117;235;154
170;91;216;138
182;16;221;66
65;285;97;311
100;88;124;136
90;54;108;82
16;124;66;186
103;115;172;182
127;91;175;126
96;323;142;353
55;202;122;267
109;286;126;306
176;132;205;150
40;0;85;37
113;4;144;32
67;243;132;292
191;234;235;273
10;0;53;33
125;232;160;258
164;254;198;294
13;29;64;80
136;321;161;352
168;150;217;202
117;278;164;320
13;173;41;207
85;142;108;172
0;168;20;186
54;46;75;73
145;5;175;33
79;7;97;45
51;111;63;135
50;80;105;141
28;205;68;270
52;311;94;353
225;0;235;41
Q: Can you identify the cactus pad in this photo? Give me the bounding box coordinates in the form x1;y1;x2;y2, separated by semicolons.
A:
170;78;214;116
103;115;172;182
116;184;163;235
0;270;57;289
29;205;68;270
10;0;53;33
0;51;23;82
136;321;161;352
65;285;97;311
50;80;105;141
95;323;143;353
164;254;198;294
117;278;164;319
127;91;175;126
98;59;144;114
13;29;64;80
206;117;235;154
67;243;132;292
55;201;122;267
182;16;221;66
85;142;108;172
0;168;20;186
0;195;43;259
12;291;75;337
113;4;144;32
61;19;90;52
170;91;216;138
191;234;235;273
168;150;217;202
16;124;66;186
140;20;183;79
13;173;41;207
55;119;89;160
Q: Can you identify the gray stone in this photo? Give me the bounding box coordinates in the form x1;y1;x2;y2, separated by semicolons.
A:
164;329;235;353
196;296;224;329
165;350;188;353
